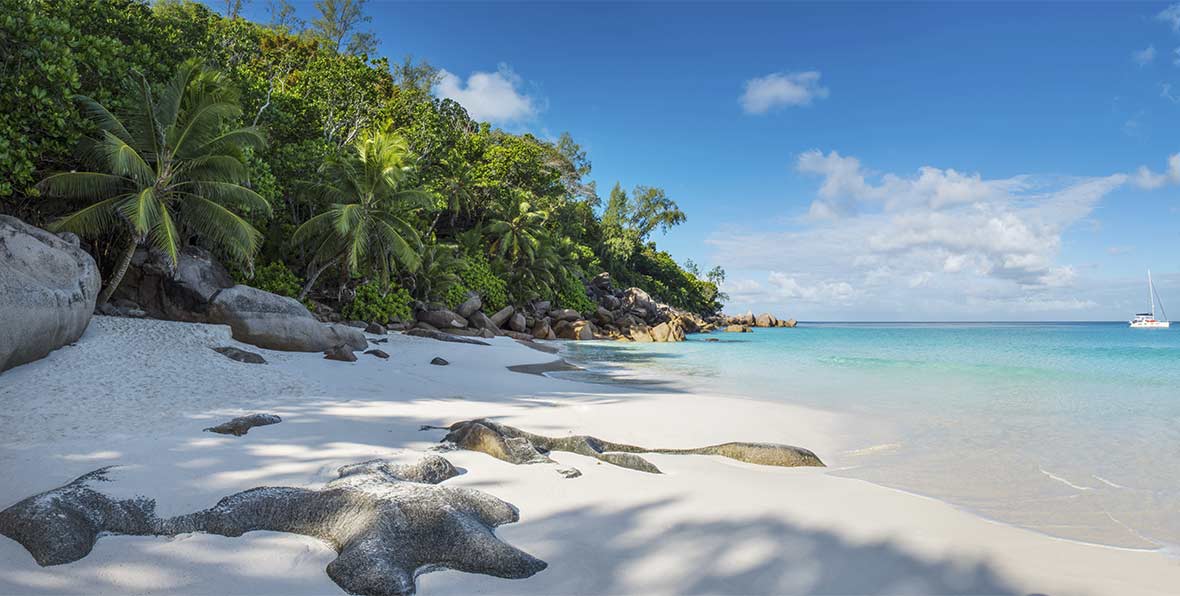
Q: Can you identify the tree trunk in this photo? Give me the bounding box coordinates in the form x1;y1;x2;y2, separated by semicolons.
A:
98;238;138;306
298;258;336;301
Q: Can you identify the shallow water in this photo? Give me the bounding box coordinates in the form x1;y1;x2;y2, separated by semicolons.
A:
558;322;1180;550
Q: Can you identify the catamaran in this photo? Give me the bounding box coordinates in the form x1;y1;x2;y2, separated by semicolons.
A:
1130;270;1170;328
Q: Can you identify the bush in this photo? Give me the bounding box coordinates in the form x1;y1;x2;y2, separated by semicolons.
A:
343;282;412;323
243;261;302;298
555;268;596;314
448;252;508;312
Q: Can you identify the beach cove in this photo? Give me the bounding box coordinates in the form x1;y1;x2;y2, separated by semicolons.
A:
2;316;1180;595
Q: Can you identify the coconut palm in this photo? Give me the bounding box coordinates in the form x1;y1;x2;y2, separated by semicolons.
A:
38;60;270;305
487;196;547;265
292;128;432;299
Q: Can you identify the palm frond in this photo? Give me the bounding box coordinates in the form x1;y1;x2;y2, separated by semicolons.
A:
182;196;262;263
179;181;271;216
194;127;266;156
94;130;155;185
36;172;131;201
119;186;159;238
150;202;181;267
47;194;129;238
74;95;132;144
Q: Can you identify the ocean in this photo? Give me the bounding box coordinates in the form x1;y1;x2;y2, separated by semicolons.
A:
557;322;1180;551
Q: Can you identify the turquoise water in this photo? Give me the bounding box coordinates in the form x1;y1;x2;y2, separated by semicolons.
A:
559;323;1180;550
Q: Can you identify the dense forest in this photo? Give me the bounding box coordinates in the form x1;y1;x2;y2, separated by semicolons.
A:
1;0;726;322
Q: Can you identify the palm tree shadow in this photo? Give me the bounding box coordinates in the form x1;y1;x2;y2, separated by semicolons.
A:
433;498;1027;595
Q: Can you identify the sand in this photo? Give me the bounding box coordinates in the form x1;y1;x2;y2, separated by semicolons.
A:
1;316;1179;595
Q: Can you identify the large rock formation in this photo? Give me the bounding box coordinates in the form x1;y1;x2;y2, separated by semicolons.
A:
0;216;101;372
435;419;825;474
110;246;233;322
208;285;366;352
415;307;467;329
0;457;546;596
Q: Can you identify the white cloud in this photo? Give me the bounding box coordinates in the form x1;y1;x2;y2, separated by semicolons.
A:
1132;153;1180;189
798;149;1025;217
1134;45;1157;66
740;71;829;114
435;64;538;124
767;272;857;302
706;151;1130;318
1160;3;1180;31
1107;246;1135;256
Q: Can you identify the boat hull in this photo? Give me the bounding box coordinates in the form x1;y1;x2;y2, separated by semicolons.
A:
1130;321;1171;328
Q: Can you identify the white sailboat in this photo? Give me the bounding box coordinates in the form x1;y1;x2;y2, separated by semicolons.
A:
1130;270;1170;328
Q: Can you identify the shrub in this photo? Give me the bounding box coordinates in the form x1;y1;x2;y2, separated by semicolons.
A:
244;261;302;298
343;282;413;323
448;252;508;312
555;268;596;314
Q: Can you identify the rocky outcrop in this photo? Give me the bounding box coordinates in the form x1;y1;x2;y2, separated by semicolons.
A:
415;307;467;329
208;285;366;352
0;457;546;596
203;413;281;436
434;419;825;474
724;324;752;333
110;246;233;323
0;216;101;373
212;346;267;364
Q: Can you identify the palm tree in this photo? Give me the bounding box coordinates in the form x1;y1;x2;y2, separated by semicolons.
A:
38;60;270;305
487;196;547;265
292;128;432;299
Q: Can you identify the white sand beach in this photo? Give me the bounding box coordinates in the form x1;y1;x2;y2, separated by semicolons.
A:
2;316;1180;595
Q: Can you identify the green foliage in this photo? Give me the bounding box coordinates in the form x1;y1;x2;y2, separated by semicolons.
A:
38;59;270;303
555;269;596;314
242;261;302;298
8;0;724;320
342;281;412;323
447;252;508;313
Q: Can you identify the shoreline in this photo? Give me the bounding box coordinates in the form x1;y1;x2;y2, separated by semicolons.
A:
3;317;1180;594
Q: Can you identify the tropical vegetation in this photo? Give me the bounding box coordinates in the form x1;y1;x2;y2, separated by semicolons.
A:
2;0;725;319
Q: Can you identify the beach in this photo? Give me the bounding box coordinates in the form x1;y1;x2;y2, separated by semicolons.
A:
2;316;1180;595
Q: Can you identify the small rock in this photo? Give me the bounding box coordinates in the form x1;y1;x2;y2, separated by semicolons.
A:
509;312;527;333
204;413;282;436
430;357;449;366
365;322;386;334
324;345;357;362
365;349;390;359
212;346;267;364
556;467;582;479
345;320;368;329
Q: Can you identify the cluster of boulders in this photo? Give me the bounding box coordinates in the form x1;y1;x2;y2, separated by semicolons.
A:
406;272;715;344
718;310;798;333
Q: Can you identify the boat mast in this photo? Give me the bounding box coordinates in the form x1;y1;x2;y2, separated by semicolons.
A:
1150;269;1156;318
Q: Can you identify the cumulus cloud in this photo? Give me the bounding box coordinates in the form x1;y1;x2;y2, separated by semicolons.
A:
1132;153;1180;189
706;151;1129;318
798;149;1025;217
1134;45;1157;66
740;71;829;114
435;64;538;124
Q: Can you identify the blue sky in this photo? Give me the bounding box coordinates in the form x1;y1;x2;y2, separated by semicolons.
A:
227;1;1180;320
